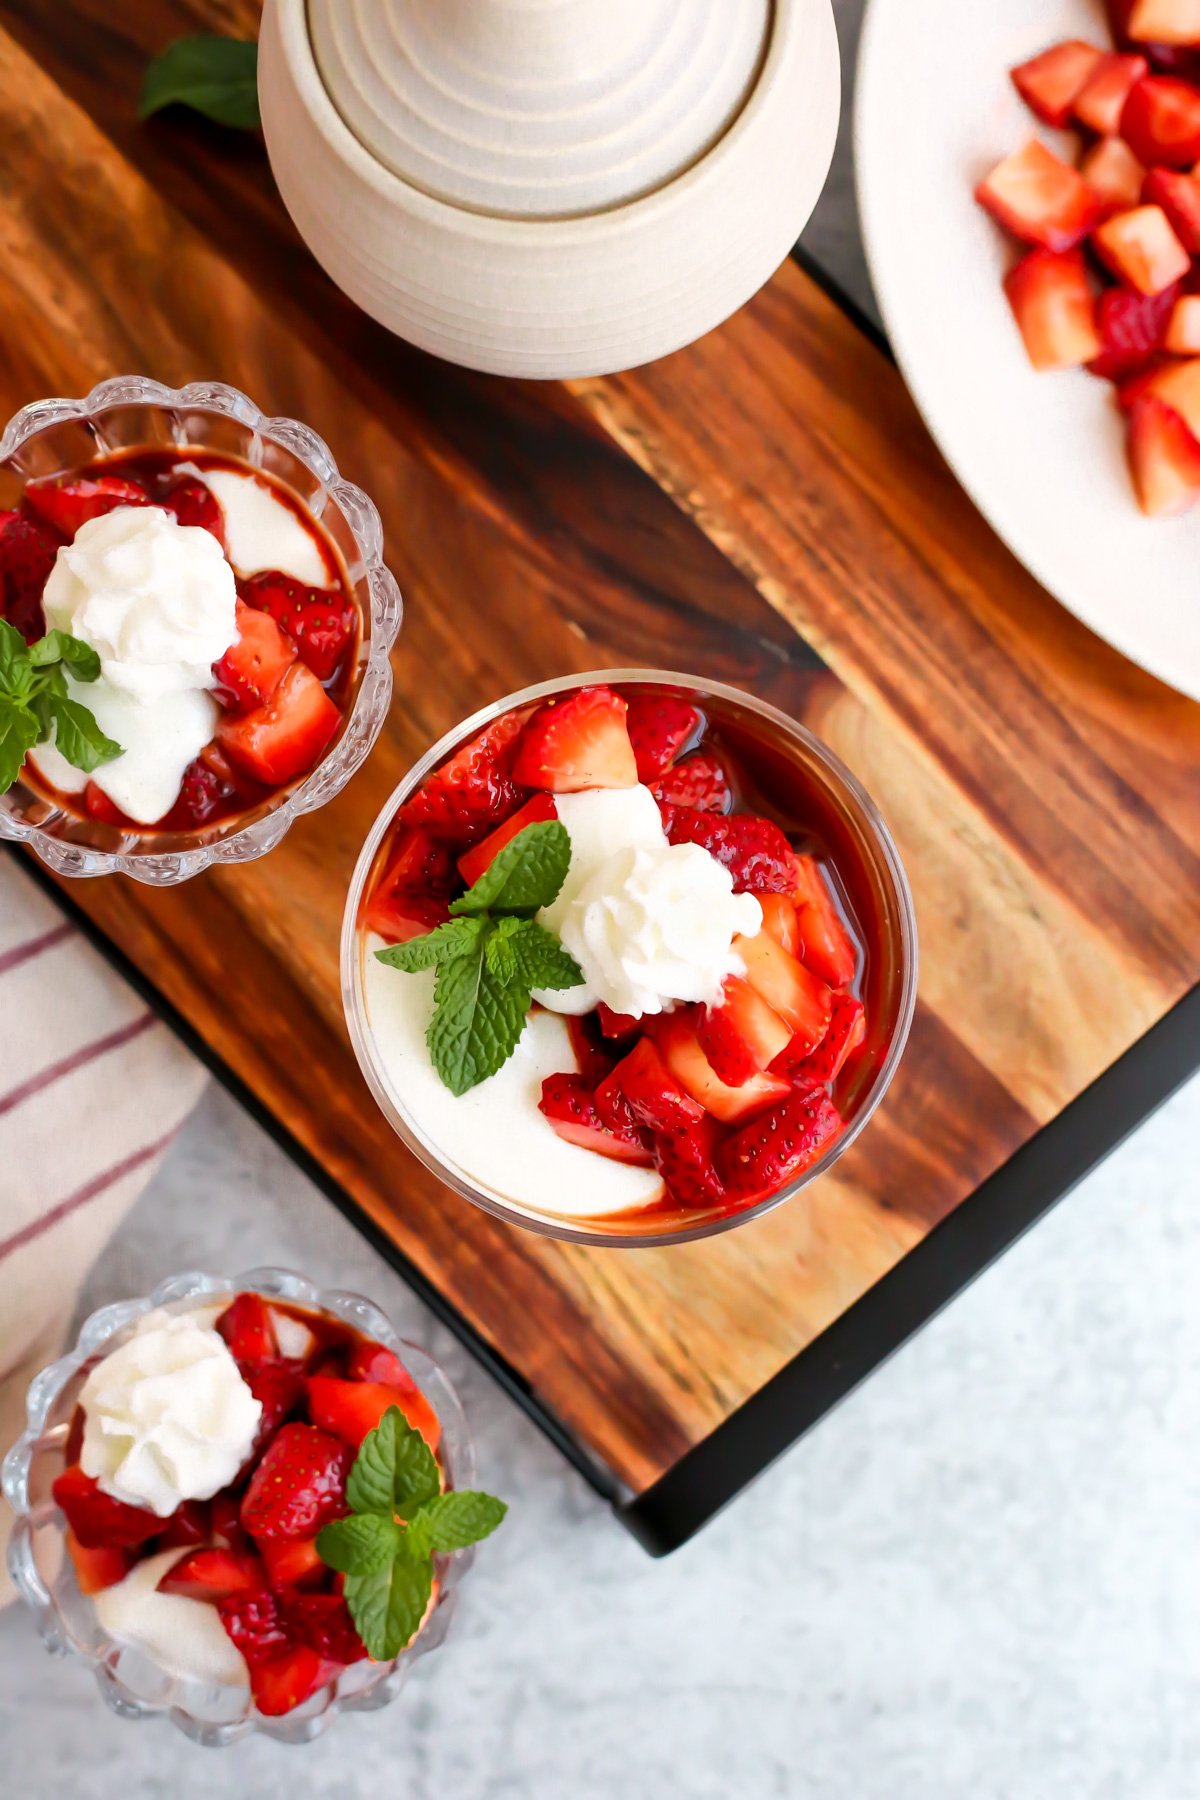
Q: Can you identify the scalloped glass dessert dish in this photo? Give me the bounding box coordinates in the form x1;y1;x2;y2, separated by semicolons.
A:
0;377;402;885
342;670;918;1249
2;1268;475;1747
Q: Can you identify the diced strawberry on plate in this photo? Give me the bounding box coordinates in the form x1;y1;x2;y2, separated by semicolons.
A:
652;1114;726;1209
1079;136;1146;216
717;1086;844;1199
975;141;1103;250
307;1374;440;1451
217;660;340;787
1126;392;1200;511
1120;75;1200;166
697;976;793;1086
158;1548;267;1602
400;711;527;838
1011;40;1104;127
1075;53;1151;133
1003;249;1102;372
1166;292;1200;347
0;510;59;641
212;598;297;712
623;692;700;781
1087;281;1180;380
539;1071;653;1163
786;992;867;1083
651;749;731;812
162;478;225;546
239;1423;350;1541
51;1466;163;1550
606;1036;705;1134
1127;0;1200;45
258;1535;328;1594
652;1010;792;1124
456;791;558;887
791;855;858;988
512;685;638;792
239;571;356;683
664;807;796;893
66;1530;133;1595
734;928;833;1048
23;474;151;538
216;1291;280;1362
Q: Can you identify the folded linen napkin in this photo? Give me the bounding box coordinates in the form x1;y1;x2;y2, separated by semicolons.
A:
0;854;207;1604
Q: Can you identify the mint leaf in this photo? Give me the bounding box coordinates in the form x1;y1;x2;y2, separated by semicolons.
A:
49;694;122;773
344;1555;433;1663
374;916;483;972
392;1420;441;1514
139;35;260;130
427;944;530;1096
482;915;524;985
29;630;101;683
316;1512;402;1575
345;1406;406;1517
450;821;572;917
0;698;40;794
500;920;584;991
410;1491;508;1555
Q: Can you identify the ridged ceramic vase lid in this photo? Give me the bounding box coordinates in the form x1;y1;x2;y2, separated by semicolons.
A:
308;0;772;218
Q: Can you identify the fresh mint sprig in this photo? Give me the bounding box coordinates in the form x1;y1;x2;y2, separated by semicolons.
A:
0;620;121;795
375;821;583;1095
316;1405;506;1663
140;36;260;131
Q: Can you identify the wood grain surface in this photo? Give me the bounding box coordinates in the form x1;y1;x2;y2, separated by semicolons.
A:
2;0;1198;1495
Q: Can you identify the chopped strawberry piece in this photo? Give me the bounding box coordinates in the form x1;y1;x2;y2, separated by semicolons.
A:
597;1002;640;1040
212;598;297;712
211;1492;254;1556
216;1592;336;1715
1080;136;1146;217
791;856;858;988
162;478;225;546
251;1645;334;1716
593;1062;644;1135
734;929;833;1048
217;660;341;787
664;807;796;893
653;1113;727;1209
1127;392;1200;510
52;1466;163;1549
457;791;558;887
1116;352;1182;406
1011;40;1104;127
259;1535;329;1594
1147;350;1200;431
83;783;138;829
363;825;456;943
717;1086;843;1199
786;993;867;1083
0;511;59;641
1127;0;1200;45
1075;53;1151;133
23;474;151;538
651;749;731;812
239;1423;350;1541
652;1010;792;1124
400;711;527;838
1087;281;1180;380
217;1589;291;1664
306;1375;441;1451
342;1344;441;1449
1120;75;1200;166
568;1011;619;1088
242;1358;308;1454
1108;0;1200;66
154;757;246;832
280;1593;368;1664
1094;203;1192;293
758;893;801;957
622;693;700;781
975;141;1103;250
216;1292;280;1362
606;1036;705;1133
66;1529;133;1595
158;1547;267;1602
239;571;356;683
155;1500;211;1549
512;686;638;792
1003;248;1102;371
362;891;451;945
1166;293;1200;348
538;1071;653;1163
1141;165;1200;251
697;976;792;1086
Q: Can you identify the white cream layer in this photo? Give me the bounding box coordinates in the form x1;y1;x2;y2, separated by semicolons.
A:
200;468;329;585
94;1549;250;1690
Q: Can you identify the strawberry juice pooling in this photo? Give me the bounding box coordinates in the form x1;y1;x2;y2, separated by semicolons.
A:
343;671;918;1249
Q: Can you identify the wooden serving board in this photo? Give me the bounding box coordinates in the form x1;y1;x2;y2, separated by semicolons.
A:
4;1;1200;1533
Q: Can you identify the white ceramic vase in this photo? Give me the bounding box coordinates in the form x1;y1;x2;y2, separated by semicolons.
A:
258;0;840;378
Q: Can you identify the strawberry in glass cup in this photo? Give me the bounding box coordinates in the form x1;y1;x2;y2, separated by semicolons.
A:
345;673;916;1247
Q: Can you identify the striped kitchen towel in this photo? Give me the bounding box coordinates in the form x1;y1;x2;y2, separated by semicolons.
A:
0;853;207;1604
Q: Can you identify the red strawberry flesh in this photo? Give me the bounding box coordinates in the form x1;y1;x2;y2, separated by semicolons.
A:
400;711;527;838
651;749;731;812
717;1087;844;1198
51;1466;163;1550
162;478;225;546
0;511;60;641
216;1292;279;1362
664;807;796;893
239;1423;350;1541
511;686;638;792
23;474;152;538
623;692;701;781
538;1072;652;1164
238;570;355;683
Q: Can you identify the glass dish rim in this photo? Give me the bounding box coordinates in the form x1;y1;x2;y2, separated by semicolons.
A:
1;1265;476;1747
0;375;403;886
340;667;919;1250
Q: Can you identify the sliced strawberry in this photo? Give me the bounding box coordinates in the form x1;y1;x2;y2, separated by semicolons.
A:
239;1423;350;1541
217;1589;291;1665
606;1036;705;1133
242;1358;308;1454
568;1011;619;1088
717;1087;844;1199
306;1375;441;1451
512;686;638;792
734;929;833;1048
664;807;796;893
217;660;341;787
212;598;297;713
593;1062;644;1135
1075;53;1151;133
697;977;792;1086
280;1593;368;1664
1094;203;1192;293
456;791;558;888
216;1592;335;1715
538;1071;653;1163
66;1529;133;1595
1127;0;1200;45
1127;392;1200;511
1141;165;1200;252
1108;0;1200;65
0;510;59;641
363;891;451;946
258;1535;329;1594
251;1645;335;1716
652;1010;792;1125
791;856;858;988
83;783;138;829
1166;293;1200;348
622;693;700;781
975;141;1103;249
342;1344;441;1449
158;1547;266;1602
1003;248;1102;371
23;474;151;538
1011;40;1103;127
51;1466;162;1550
1121;75;1200;165
154;758;246;832
786;993;867;1083
216;1292;280;1362
758;894;801;958
363;825;456;943
400;711;527;838
155;1500;211;1549
653;1114;726;1209
1087;281;1180;379
239;571;356;683
1080;136;1146;218
1116;351;1183;406
1147;350;1200;431
162;478;225;546
211;1492;254;1556
651;749;731;813
597;1002;640;1040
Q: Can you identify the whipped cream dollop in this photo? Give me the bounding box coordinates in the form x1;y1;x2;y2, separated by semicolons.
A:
30;505;238;823
79;1309;262;1517
533;786;762;1017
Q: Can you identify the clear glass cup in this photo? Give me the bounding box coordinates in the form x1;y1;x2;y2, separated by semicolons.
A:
341;669;918;1249
2;1267;476;1747
0;377;403;885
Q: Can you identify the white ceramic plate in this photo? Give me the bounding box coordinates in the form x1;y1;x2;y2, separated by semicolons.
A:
855;0;1200;701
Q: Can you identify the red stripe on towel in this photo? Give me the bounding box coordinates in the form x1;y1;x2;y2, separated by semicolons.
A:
0;922;74;977
0;1129;181;1266
0;1012;157;1119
